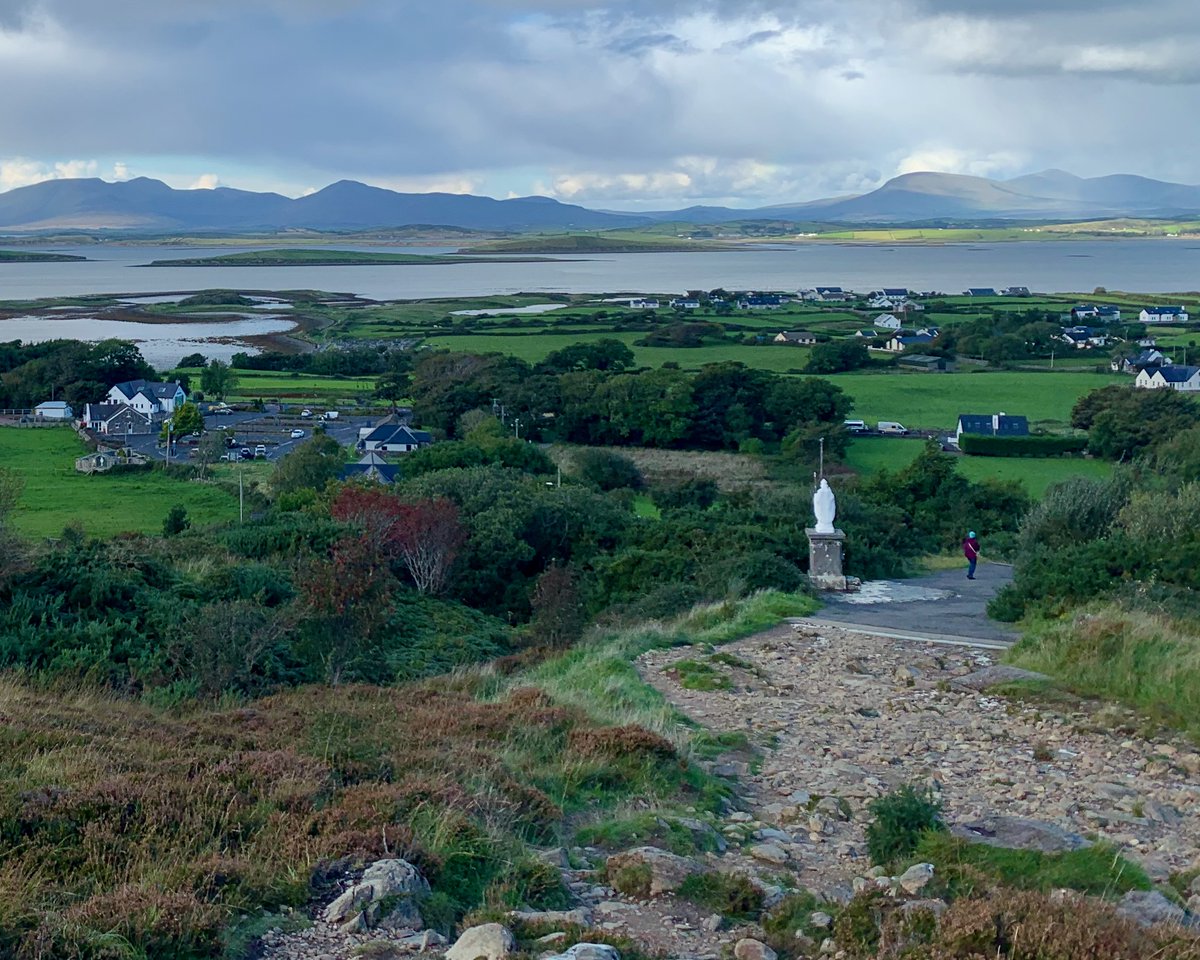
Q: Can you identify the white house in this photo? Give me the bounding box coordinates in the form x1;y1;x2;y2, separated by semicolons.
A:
359;424;434;454
669;298;701;310
873;313;903;330
626;298;660;309
1140;306;1190;324
774;331;817;345
82;402;154;436
34;401;73;420
1060;326;1109;349
885;333;935;353
106;379;187;416
1136;365;1200;392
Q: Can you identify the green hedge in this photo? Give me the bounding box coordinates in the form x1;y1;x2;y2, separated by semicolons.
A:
959;434;1088;458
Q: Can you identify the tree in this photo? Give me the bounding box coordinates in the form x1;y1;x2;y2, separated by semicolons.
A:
200;360;238;400
162;505;191;537
194;430;228;479
178;352;207;368
805;340;871;374
393;498;466;595
572;449;644;491
1076;386;1199;461
273;434;345;495
160;401;204;442
374;370;411;411
539;339;635;374
528;564;584;648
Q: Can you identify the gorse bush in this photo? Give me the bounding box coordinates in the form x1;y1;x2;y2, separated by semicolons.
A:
866;784;946;867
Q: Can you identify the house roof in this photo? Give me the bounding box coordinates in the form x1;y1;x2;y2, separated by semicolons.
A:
881;287;909;297
873;313;900;324
898;354;943;367
1154;365;1200;383
1143;305;1186;315
894;333;935;345
340;463;402;484
957;414;1030;436
363;424;432;446
110;379;184;400
966;288;997;295
777;331;815;341
36;401;71;410
84;403;150;423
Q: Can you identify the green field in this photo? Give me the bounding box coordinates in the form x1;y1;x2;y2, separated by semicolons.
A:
174;367;377;403
830;370;1122;430
844;437;1113;497
0;249;87;262
0;429;240;538
425;330;817;372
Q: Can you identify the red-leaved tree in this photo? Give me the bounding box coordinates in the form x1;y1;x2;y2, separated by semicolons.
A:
331;488;465;596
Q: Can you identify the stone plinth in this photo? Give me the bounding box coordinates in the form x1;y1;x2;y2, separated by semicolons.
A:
807;527;847;591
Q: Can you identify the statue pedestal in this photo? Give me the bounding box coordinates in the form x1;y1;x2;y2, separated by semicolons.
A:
806;527;847;592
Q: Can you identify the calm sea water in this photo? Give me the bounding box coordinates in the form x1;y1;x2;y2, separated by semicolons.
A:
0;240;1198;300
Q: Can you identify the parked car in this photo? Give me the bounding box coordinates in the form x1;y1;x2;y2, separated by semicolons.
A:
877;421;909;435
322;411;339;420
254;444;267;458
843;419;868;434
239;447;253;461
300;409;313;418
290;429;305;439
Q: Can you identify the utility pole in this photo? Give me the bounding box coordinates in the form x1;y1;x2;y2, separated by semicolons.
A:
818;436;825;479
513;418;522;440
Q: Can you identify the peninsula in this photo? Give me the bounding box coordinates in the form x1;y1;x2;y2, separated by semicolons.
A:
141;248;562;267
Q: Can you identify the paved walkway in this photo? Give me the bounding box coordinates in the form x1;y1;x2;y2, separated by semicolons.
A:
798;562;1019;647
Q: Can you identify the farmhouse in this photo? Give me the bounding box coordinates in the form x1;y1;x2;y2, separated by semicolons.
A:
884;333;935;353
956;413;1030;441
774;331;817;345
669;298;701;310
1135;364;1200;392
740;294;789;308
625;298;660;309
34;401;73;420
1111;349;1170;374
1002;286;1031;297
854;329;877;338
340;452;402;484
81;403;155;436
964;288;998;297
106;379;187;416
1140;306;1190;324
359;424;433;454
802;286;850;302
873;313;902;330
1060;326;1109;349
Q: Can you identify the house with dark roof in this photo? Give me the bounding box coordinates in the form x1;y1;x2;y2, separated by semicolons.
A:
956;413;1029;441
773;331;817;345
106;379;187;416
1060;325;1110;349
1136;364;1200;392
897;354;948;372
340;452;402;484
359;424;433;454
740;294;789;309
1002;286;1031;297
82;403;155;436
1111;349;1170;374
964;288;998;297
1140;305;1190;324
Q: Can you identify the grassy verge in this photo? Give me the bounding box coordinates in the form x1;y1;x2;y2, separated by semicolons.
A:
1005;604;1200;736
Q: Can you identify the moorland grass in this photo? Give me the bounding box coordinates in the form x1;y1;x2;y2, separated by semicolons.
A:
1006;605;1200;736
0;428;239;537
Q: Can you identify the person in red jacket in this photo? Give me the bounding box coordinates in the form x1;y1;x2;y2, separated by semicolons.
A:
963;531;980;580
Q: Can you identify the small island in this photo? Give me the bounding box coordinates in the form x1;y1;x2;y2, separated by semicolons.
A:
0;249;88;262
461;234;732;254
141;248;561;267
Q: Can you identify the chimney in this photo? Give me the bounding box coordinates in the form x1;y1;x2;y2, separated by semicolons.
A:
993;413;1003;433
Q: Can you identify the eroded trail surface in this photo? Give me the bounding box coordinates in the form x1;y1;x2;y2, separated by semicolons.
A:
638;622;1200;895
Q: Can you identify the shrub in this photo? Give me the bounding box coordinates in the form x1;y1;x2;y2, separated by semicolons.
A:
677;870;764;921
866;784;945;867
958;434;1088;457
696;550;804;599
573;449;645;491
162;504;191;537
608;861;653;897
652;477;720;511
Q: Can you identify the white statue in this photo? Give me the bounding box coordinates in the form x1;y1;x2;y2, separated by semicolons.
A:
813;478;836;533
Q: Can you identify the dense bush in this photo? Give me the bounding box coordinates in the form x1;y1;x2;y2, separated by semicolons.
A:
865;784;945;867
572;448;644;491
958;434;1088;457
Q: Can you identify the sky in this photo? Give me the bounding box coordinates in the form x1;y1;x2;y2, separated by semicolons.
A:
0;0;1196;209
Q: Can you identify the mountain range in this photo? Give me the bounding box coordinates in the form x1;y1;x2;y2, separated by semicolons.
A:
2;169;1199;233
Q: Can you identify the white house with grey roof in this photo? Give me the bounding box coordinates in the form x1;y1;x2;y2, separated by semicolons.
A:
106;379;187;416
1139;306;1189;324
1136;365;1200;392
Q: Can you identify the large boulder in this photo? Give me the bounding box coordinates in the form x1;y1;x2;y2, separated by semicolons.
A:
445;923;517;960
606;847;702;897
1116;891;1187;928
509;908;593;927
545;945;621;960
734;939;778;960
323;858;430;932
897;863;934;894
950;816;1091;853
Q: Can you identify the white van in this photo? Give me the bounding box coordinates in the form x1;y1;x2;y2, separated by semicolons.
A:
877;421;909;435
843;419;868;434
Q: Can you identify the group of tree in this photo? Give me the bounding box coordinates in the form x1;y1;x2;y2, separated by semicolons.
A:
229;343;414;378
1071;384;1200;462
0;338;155;408
408;349;854;460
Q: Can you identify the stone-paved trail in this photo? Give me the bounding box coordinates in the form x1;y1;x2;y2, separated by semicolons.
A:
638;621;1200;898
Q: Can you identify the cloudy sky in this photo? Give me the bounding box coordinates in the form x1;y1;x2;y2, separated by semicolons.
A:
0;0;1196;208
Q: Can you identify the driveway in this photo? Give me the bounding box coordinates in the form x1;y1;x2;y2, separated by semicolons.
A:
805;563;1019;646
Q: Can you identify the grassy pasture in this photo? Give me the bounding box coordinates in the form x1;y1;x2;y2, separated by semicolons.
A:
844;437;1113;497
831;370;1122;430
174;367;376;403
0;428;239;537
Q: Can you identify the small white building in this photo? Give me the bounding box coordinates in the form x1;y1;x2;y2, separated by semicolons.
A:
873;313;902;331
34;401;73;420
1136;365;1200;392
774;331;817;345
1139;306;1190;324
